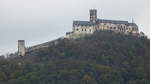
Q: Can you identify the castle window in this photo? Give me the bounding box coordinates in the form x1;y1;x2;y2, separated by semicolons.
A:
76;29;79;31
120;26;122;28
85;29;86;31
89;29;91;32
82;29;84;31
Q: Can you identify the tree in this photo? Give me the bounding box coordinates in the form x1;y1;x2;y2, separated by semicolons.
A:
80;74;97;84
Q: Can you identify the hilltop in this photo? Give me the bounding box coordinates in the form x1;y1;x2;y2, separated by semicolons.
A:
0;31;150;84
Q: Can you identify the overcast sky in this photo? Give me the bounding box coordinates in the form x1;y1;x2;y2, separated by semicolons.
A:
0;0;149;55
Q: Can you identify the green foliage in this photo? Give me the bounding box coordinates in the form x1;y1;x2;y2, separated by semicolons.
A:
0;31;150;84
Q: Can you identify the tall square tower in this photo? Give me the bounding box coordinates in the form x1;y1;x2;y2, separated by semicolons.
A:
90;9;97;23
18;40;26;56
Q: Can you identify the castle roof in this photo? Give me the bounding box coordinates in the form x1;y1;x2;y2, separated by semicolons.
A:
73;19;129;26
127;23;138;27
73;21;95;26
73;19;138;27
97;19;128;24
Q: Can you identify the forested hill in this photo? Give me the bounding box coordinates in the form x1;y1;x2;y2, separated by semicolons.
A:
1;31;150;84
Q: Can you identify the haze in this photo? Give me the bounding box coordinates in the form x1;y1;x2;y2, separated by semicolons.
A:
0;0;149;55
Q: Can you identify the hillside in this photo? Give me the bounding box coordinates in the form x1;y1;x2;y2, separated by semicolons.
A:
0;31;150;84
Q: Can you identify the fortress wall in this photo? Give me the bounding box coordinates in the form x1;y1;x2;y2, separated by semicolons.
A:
73;25;95;34
27;39;60;53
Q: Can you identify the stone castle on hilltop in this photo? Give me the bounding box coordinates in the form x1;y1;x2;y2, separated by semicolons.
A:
17;9;145;56
66;9;141;39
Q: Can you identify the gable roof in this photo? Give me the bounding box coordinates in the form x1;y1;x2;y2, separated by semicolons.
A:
73;19;138;27
127;23;138;26
97;19;128;24
73;21;95;26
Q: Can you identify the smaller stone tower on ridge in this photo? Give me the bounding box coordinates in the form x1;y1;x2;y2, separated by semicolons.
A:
90;9;97;23
18;40;26;56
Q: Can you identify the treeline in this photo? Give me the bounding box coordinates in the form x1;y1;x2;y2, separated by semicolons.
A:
0;31;150;84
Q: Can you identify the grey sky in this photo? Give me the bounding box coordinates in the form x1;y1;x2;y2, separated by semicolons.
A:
0;0;149;55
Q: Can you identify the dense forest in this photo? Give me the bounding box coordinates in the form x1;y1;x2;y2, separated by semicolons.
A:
0;31;150;84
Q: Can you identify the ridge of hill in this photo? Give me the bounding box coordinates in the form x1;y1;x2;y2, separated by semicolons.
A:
0;31;150;84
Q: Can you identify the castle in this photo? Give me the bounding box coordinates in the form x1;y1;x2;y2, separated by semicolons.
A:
17;9;145;56
66;9;139;39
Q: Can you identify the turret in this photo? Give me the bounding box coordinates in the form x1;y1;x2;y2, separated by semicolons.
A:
90;9;97;23
18;40;26;56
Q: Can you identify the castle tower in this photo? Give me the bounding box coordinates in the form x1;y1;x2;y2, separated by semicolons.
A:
90;9;97;23
18;40;26;56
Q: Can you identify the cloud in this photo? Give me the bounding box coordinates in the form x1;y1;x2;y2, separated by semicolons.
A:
0;0;149;55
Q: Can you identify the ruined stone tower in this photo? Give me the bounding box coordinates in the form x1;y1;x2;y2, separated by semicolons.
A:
90;9;97;23
18;40;26;56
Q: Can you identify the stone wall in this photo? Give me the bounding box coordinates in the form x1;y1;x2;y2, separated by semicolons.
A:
66;22;139;39
73;25;95;34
